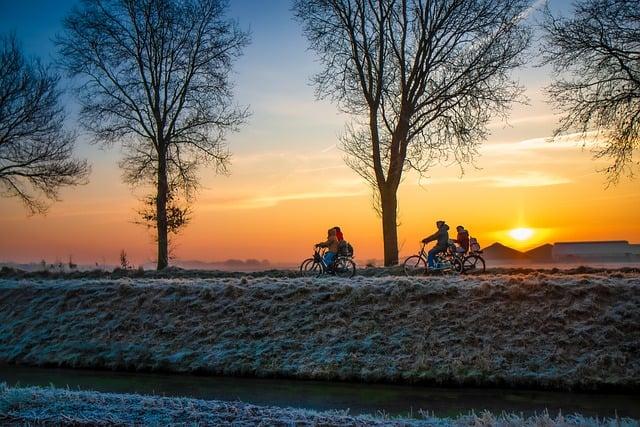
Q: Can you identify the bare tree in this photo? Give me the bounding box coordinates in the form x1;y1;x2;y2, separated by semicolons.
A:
57;0;249;270
542;0;640;184
0;34;89;213
294;0;531;265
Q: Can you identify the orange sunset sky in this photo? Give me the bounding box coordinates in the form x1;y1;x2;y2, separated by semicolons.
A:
0;0;638;266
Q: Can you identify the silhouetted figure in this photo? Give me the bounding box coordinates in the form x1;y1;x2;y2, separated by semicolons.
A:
454;225;470;253
333;226;344;241
316;228;339;268
422;221;450;268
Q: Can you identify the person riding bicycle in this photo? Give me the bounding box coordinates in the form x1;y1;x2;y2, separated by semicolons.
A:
316;228;339;269
453;225;470;254
422;220;450;268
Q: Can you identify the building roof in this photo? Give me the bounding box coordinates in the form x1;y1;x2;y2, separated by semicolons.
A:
553;240;629;246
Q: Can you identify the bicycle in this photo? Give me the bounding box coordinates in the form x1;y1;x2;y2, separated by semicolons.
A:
300;246;356;278
403;242;462;276
460;249;486;274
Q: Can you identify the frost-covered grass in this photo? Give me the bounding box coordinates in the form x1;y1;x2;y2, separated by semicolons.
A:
1;383;637;426
0;273;639;390
1;264;638;280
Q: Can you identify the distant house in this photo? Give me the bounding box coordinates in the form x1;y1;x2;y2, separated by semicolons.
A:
552;241;640;262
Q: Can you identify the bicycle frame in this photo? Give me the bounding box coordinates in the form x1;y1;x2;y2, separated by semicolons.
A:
404;241;485;276
417;243;460;270
312;247;332;273
301;246;356;278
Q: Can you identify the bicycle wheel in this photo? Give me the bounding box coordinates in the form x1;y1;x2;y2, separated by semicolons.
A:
333;257;356;278
403;255;427;276
462;255;485;274
452;257;464;273
300;258;322;277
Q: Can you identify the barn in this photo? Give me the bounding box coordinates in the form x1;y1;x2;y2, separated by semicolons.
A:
552;240;640;262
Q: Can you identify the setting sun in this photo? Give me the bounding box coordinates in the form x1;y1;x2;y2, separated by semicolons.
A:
509;227;534;241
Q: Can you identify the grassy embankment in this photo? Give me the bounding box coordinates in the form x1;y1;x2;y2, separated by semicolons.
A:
0;272;638;390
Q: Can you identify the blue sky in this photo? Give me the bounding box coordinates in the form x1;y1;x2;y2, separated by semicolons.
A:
0;0;330;154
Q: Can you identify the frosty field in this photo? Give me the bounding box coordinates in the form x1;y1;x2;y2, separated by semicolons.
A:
1;383;638;426
0;272;638;390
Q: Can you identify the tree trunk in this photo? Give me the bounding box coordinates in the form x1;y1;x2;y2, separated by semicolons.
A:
380;186;399;266
156;150;169;270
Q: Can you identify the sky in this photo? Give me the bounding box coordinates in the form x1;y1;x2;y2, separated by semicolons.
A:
0;0;638;266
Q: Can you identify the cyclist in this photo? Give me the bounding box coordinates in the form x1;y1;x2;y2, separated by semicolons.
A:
422;220;450;268
453;225;470;254
316;227;339;269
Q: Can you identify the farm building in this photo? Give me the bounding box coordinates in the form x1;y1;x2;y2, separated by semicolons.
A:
552;241;640;262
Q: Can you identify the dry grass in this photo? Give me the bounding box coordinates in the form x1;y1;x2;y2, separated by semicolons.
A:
0;272;639;390
1;383;637;426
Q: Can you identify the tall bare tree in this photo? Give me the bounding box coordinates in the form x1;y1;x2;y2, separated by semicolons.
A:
0;34;89;213
294;0;532;265
542;0;640;184
58;0;249;269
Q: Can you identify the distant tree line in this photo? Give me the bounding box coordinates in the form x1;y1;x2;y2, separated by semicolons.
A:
1;0;637;268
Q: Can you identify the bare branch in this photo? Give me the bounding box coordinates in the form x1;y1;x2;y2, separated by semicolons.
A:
0;33;89;214
541;0;640;184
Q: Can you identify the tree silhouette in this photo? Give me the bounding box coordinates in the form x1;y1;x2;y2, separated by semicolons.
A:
294;0;531;265
136;184;192;248
0;34;89;214
542;0;639;184
57;0;249;270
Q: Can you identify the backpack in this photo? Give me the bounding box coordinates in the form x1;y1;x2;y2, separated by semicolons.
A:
469;237;481;252
338;240;354;257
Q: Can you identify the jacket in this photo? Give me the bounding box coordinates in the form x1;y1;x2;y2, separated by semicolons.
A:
455;230;470;251
423;224;450;249
317;235;339;253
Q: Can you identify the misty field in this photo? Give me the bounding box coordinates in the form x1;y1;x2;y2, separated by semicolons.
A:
0;272;638;391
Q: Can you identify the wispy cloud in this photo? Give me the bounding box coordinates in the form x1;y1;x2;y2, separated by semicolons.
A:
487;114;557;130
482;131;606;155
320;143;338;153
232;148;340;166
488;172;571;187
423;171;571;188
520;0;546;20
200;188;367;212
294;165;348;173
259;98;346;126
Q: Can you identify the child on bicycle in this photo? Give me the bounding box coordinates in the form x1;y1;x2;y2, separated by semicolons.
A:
454;225;470;253
316;228;339;268
333;226;344;241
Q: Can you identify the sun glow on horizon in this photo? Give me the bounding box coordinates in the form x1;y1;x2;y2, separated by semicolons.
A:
508;227;534;242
